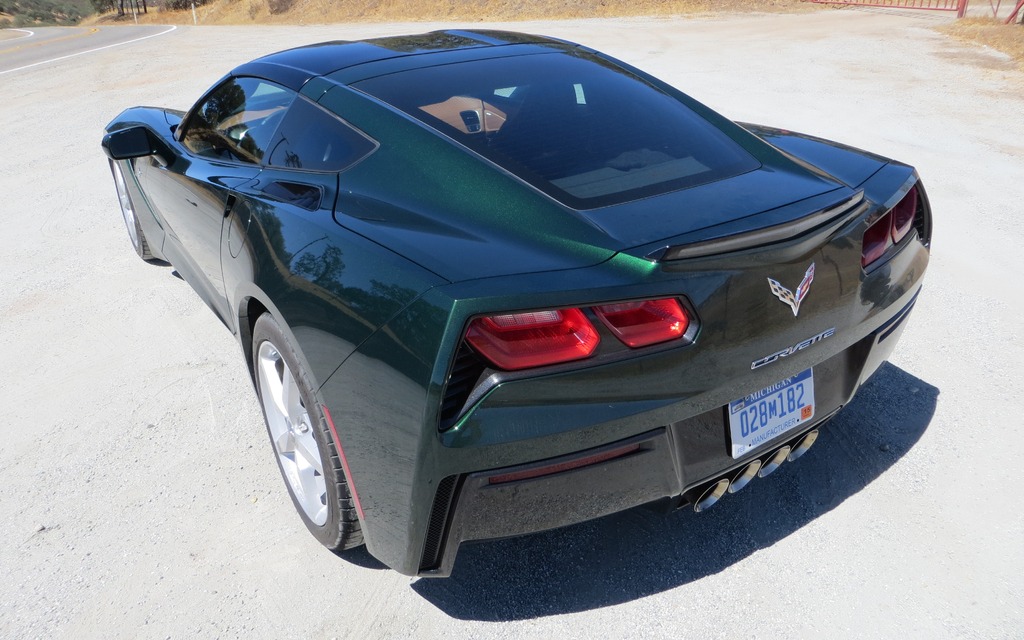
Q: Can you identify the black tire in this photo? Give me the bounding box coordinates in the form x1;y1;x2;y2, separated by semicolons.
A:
109;159;156;262
251;313;363;551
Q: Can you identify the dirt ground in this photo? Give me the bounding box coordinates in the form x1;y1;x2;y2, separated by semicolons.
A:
1;8;1022;639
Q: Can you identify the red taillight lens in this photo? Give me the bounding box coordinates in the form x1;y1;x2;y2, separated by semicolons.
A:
890;186;918;244
862;185;921;268
466;308;600;371
862;212;892;268
593;298;690;347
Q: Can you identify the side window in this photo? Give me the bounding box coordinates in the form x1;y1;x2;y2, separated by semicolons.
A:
182;77;294;164
266;97;376;172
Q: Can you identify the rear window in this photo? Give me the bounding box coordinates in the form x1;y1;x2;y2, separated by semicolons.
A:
355;51;759;209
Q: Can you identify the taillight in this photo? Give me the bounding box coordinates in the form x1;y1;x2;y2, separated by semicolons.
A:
466;308;600;371
862;185;920;268
465;298;694;371
890;186;918;244
861;214;891;267
593;298;690;347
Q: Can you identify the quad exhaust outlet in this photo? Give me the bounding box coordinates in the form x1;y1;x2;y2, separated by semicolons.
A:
759;446;792;478
694;479;729;513
788;429;818;461
728;460;761;494
691;429;819;513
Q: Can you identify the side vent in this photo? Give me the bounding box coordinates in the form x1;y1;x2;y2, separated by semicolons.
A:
439;343;487;429
419;475;460;572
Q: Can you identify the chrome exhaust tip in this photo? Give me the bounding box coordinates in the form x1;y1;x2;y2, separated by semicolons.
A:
728;460;762;494
788;430;819;462
693;479;730;513
758;445;791;478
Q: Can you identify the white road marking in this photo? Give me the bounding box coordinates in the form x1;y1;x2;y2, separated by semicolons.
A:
9;28;35;40
0;25;177;76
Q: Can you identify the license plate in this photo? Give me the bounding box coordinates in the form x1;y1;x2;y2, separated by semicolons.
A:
728;368;815;459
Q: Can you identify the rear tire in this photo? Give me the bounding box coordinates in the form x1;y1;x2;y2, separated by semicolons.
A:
251;313;363;551
110;159;156;262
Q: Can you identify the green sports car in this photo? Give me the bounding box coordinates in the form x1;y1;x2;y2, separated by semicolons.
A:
102;30;931;577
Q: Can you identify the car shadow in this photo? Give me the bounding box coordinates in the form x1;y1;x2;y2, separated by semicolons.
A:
411;362;938;620
338;545;389;570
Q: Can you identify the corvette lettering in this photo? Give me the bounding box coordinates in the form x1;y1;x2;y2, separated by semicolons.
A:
751;327;836;370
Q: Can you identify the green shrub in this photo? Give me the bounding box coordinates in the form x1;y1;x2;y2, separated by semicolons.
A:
267;0;292;14
163;0;206;9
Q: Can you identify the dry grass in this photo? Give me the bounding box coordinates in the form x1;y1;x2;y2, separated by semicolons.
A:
86;0;1024;72
942;17;1024;68
92;0;813;26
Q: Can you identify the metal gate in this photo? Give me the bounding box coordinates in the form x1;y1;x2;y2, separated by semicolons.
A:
807;0;968;17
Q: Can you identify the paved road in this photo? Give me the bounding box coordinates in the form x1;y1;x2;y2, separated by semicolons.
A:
0;11;1022;640
0;27;34;40
0;24;175;75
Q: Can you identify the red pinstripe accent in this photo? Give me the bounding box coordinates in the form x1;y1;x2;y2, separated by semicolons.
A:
321;405;365;520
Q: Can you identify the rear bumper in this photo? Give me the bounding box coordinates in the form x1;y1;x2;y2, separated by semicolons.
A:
419;288;919;576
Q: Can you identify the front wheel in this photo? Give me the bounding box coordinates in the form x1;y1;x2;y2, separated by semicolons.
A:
252;313;363;551
109;159;156;262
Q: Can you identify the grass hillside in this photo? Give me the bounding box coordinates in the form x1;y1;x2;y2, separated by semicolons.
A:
95;0;811;25
6;0;1020;68
0;0;92;26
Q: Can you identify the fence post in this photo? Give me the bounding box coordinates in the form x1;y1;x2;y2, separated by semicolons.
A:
956;0;968;18
1005;0;1024;23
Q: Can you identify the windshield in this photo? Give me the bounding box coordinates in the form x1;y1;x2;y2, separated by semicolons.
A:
355;51;760;209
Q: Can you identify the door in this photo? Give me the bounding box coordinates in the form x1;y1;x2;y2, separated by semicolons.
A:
138;77;295;325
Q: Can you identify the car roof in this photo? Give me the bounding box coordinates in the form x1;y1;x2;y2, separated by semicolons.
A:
231;30;575;91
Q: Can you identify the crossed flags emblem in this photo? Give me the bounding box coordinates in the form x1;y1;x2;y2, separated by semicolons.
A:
767;263;815;317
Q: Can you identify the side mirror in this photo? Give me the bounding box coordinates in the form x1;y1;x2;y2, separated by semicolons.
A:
101;126;172;166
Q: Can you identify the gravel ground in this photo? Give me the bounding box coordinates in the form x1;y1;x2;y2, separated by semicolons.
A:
1;9;1022;639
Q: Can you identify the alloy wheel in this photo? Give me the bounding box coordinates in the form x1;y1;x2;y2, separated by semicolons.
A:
256;341;328;525
112;162;140;250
